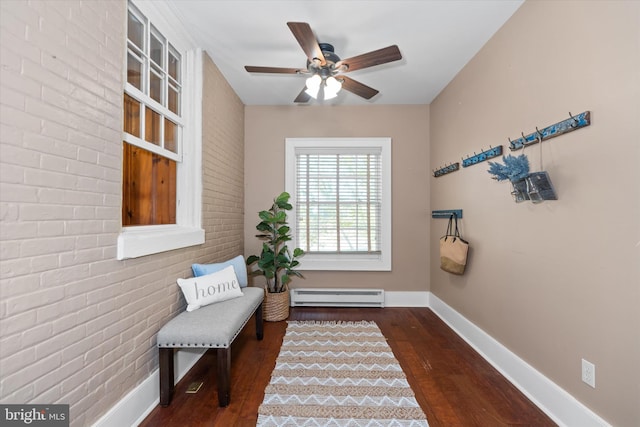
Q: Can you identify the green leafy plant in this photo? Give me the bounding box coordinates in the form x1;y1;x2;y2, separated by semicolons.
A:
246;192;304;293
487;154;530;182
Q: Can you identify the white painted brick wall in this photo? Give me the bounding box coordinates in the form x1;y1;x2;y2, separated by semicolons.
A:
0;1;245;426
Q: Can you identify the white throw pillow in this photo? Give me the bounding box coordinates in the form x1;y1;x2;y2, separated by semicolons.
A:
177;265;243;312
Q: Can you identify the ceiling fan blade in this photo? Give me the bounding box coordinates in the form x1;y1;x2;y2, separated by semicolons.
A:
340;76;379;100
245;66;302;74
287;22;326;65
294;87;311;103
337;45;402;72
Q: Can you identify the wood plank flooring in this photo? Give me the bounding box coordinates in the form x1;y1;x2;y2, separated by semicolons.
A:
139;307;556;426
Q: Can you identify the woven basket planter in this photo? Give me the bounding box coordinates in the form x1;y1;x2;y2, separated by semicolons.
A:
263;287;290;322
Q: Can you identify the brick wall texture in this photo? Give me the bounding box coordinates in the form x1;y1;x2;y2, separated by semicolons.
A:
0;1;245;425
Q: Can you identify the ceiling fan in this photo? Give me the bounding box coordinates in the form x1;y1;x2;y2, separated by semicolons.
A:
244;22;402;103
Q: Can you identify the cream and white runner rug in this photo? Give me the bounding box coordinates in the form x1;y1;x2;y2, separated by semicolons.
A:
257;320;429;426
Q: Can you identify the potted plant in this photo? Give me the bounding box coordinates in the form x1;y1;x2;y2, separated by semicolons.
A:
487;154;531;202
247;192;304;321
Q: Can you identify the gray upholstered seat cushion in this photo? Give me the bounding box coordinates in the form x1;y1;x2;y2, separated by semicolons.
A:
157;286;263;348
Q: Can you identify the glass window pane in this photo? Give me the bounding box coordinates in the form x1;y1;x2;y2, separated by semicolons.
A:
127;10;144;50
127;52;143;90
145;108;161;145
168;85;180;115
150;66;163;104
164;118;177;153
169;46;180;82
150;29;164;67
123;94;140;137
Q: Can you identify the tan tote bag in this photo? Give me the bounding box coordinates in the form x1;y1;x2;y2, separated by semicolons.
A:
439;214;469;275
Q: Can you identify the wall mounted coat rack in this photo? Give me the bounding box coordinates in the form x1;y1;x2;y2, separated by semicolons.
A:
433;162;459;177
462;146;503;168
432;209;463;219
508;111;591;151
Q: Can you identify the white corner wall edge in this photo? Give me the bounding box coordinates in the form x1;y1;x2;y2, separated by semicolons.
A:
429;293;611;427
91;348;205;427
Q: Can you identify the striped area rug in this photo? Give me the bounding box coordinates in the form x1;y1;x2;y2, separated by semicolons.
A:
257;320;429;426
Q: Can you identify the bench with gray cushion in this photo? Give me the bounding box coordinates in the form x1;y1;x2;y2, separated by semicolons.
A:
157;256;264;407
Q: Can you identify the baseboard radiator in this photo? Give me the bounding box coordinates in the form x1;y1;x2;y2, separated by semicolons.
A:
290;288;385;308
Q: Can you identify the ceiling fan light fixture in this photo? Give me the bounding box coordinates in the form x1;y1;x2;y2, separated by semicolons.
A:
323;89;338;100
245;23;402;103
324;76;342;99
305;74;322;98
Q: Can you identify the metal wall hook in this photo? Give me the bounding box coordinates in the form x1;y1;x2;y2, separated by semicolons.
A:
569;112;579;128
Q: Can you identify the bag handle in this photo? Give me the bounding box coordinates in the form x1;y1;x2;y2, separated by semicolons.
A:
444;213;468;243
444;213;458;240
453;214;461;238
445;214;454;236
452;213;469;244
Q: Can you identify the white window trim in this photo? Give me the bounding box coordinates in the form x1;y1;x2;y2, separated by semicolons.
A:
123;82;183;162
117;1;203;260
285;137;392;271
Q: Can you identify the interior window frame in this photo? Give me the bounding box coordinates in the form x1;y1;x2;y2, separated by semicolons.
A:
285;137;392;271
117;0;204;260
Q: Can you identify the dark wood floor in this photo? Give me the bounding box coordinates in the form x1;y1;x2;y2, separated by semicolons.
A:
139;307;556;426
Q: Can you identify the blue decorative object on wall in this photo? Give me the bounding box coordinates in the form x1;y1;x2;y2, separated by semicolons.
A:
432;209;463;219
433;162;460;177
508;111;591;151
462;146;503;168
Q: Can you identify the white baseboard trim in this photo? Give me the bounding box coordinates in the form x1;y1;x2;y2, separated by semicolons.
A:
95;292;610;427
91;348;206;427
428;293;610;427
384;291;430;307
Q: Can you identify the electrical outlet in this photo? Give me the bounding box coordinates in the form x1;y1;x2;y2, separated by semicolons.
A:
582;359;595;388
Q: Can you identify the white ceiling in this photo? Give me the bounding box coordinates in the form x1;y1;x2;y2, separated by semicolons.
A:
166;0;524;106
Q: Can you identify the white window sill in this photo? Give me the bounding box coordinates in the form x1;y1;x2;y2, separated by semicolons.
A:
117;225;205;260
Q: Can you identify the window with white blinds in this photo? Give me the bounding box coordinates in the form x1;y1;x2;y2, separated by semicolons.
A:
285;138;391;271
296;150;381;254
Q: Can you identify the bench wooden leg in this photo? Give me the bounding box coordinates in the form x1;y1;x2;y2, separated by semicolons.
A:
159;348;174;407
217;347;231;407
255;302;264;340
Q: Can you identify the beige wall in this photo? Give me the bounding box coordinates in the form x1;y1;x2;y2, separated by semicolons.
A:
0;1;245;425
430;1;640;426
244;105;430;292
